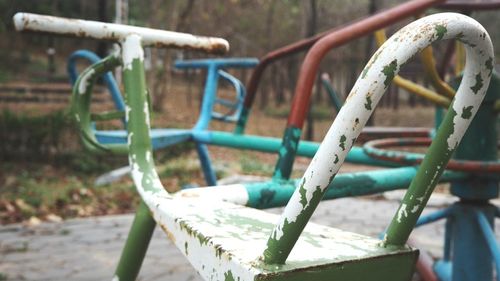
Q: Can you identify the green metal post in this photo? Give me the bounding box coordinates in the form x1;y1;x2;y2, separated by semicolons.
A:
113;35;157;281
114;202;156;281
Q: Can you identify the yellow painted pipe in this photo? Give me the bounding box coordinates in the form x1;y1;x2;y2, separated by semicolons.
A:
455;41;466;76
374;30;451;107
419;46;456;98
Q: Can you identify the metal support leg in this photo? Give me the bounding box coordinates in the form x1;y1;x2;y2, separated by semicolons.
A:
475;209;500;281
195;143;217;186
114;202;156;281
451;203;494;281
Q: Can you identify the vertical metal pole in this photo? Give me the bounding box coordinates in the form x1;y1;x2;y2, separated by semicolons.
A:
451;204;494;281
114;202;156;281
196;143;217;185
113;34;156;281
448;75;499;281
193;63;220;185
475;209;500;281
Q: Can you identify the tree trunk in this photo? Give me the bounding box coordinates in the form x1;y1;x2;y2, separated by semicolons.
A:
96;0;108;58
364;0;377;125
304;0;317;141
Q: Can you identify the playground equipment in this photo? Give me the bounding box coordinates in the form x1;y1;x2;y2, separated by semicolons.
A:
14;7;498;281
65;0;458;185
67;50;257;185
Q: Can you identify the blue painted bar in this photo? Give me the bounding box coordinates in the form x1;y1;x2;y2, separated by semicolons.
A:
415;207;453;227
243;167;466;209
434;260;452;281
174;57;259;69
451;204;493;281
195;143;217;186
475;210;500;281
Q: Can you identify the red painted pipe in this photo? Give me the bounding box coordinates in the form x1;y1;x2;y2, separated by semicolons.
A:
243;0;446;111
436;1;500;11
407;238;439;281
287;0;446;128
243;17;354;108
364;137;500;173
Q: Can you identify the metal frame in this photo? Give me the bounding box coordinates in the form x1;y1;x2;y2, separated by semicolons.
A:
14;9;498;281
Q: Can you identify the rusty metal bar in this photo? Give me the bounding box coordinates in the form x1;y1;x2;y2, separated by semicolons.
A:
13;13;228;54
287;0;446;128
363;137;500;173
437;1;500;11
238;0;445;133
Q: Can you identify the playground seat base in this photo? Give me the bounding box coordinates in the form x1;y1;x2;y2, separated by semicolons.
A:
95;128;192;149
145;195;418;281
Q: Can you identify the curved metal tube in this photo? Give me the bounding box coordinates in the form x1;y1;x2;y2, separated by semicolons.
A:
67;50;126;125
374;29;453;105
212;70;246;122
262;13;494;264
237;0;445;133
71;54;128;154
363;137;500;173
13;13;228;54
436;1;500;11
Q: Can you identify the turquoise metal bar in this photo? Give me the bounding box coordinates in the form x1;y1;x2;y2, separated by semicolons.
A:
193;130;398;167
243;167;466;209
475;209;500;281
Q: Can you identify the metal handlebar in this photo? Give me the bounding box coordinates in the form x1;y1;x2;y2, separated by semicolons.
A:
262;12;494;264
13;13;229;55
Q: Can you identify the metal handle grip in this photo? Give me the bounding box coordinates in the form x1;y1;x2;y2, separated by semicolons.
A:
13;13;229;55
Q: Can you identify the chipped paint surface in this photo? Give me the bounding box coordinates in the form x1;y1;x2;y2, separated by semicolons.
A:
272;127;302;180
176;184;249;206
13;12;229;54
118;28;416;280
77;68;95;94
143;195;415;281
263;13;494;263
122;35;144;70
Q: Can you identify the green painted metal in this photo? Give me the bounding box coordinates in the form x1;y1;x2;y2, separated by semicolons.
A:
261;14;494;265
253;252;418;281
90;110;126;121
114;202;156;281
383;107;464;246
71;54;128;154
272;126;302;180
113;35;160;280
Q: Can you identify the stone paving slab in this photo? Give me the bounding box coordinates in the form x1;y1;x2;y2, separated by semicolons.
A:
1;196;498;281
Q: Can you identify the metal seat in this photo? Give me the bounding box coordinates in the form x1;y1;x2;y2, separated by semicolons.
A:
151;196;417;281
14;11;493;281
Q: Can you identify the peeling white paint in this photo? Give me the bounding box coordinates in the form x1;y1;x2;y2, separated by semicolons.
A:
13;13;229;53
111;276;119;281
143;101;151;128
397;204;408;223
110;12;493;280
175;184;249;206
265;12;493;254
122;34;144;70
410;204;420;214
78;69;95;94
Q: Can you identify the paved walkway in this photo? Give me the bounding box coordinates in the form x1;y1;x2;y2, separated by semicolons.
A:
0;193;498;281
